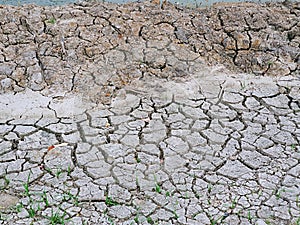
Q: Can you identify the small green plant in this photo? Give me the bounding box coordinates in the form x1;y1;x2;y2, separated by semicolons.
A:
135;176;140;188
48;209;67;225
105;215;114;225
236;209;242;217
4;176;10;187
153;175;162;194
240;81;246;90
188;172;197;178
209;216;218;225
44;167;53;175
56;168;63;179
23;172;31;197
27;205;36;218
146;216;154;224
136;157;141;163
15;203;24;213
221;212;229;223
42;191;49;207
67;166;72;176
73;195;79;206
247;211;252;222
183;192;189;199
0;212;8;221
265;219;271;225
132;205;142;224
105;196;118;207
291;144;297;151
192;212;198;219
195;192;201;199
134;215;139;223
173;210;179;219
257;189;263;197
209;214;225;225
155;183;162;194
47;18;56;24
23;183;29;197
230;197;238;209
166;191;171;197
207;183;212;194
63;191;79;206
276;188;286;199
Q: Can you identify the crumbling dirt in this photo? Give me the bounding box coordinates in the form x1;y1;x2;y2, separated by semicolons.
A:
0;1;299;103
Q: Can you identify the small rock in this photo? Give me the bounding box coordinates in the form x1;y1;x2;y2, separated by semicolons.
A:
0;193;19;209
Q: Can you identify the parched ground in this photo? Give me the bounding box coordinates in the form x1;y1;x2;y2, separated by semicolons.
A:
0;0;299;101
0;1;300;225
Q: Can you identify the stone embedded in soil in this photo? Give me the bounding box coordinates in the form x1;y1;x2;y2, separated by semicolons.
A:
0;193;19;209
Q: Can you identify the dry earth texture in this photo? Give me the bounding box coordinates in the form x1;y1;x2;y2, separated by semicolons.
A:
0;1;300;225
0;1;299;103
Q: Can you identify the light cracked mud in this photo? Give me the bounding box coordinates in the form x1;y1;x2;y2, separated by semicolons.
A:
0;1;300;225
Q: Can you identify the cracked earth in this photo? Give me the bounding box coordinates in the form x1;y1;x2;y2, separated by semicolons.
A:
0;1;300;224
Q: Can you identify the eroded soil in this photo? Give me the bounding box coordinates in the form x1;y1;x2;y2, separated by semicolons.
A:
0;1;299;102
0;1;300;225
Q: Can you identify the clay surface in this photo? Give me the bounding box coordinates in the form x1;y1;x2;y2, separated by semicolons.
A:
0;1;299;224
